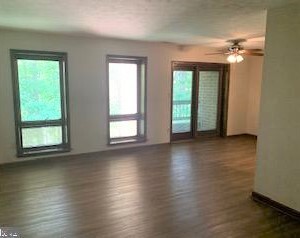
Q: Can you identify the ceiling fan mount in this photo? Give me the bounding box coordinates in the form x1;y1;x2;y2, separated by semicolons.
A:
227;39;245;52
226;39;246;45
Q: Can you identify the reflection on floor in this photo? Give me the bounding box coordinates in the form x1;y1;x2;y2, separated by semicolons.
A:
0;135;299;237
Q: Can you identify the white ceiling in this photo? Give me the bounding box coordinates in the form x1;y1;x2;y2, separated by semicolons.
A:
0;0;297;48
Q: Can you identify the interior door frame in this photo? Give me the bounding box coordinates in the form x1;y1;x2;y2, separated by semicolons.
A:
170;61;230;141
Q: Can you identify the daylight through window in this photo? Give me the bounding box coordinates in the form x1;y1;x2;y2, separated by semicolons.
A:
11;50;70;156
107;55;147;144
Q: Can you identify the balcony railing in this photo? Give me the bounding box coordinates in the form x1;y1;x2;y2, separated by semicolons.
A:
172;100;191;120
172;100;191;133
172;100;217;133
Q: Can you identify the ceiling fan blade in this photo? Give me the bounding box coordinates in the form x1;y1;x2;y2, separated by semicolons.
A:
239;49;263;54
244;49;263;52
205;52;225;55
243;52;264;56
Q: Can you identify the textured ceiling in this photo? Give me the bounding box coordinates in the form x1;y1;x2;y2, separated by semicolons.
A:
0;0;297;48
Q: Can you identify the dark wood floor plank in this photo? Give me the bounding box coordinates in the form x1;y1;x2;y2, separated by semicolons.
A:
0;136;299;237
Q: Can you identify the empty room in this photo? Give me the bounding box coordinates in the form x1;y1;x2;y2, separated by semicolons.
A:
0;0;299;237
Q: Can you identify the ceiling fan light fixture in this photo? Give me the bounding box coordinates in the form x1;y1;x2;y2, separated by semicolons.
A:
236;54;244;63
227;54;237;63
227;54;244;63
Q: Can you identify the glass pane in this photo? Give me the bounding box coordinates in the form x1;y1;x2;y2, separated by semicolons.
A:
172;71;193;133
17;59;62;122
198;71;219;131
110;120;137;138
22;126;62;148
109;63;137;115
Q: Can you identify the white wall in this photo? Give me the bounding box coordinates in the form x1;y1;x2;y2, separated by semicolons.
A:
246;57;264;135
227;60;250;135
0;30;261;164
227;56;264;136
254;3;300;211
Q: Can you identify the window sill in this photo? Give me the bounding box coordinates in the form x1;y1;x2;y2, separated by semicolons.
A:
17;146;71;158
108;137;146;146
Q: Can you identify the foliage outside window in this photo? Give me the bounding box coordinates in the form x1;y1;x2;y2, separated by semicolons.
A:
11;50;70;156
107;55;147;144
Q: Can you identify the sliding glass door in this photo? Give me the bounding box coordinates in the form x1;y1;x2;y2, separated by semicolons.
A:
171;68;195;140
197;70;221;134
171;62;227;141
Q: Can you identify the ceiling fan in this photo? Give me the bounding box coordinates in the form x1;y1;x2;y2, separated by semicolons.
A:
206;39;264;63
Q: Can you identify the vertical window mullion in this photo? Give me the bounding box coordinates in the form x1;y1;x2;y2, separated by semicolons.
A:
62;57;70;148
136;62;142;137
59;60;67;145
11;55;23;155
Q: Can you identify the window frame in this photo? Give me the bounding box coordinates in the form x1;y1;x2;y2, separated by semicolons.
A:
10;49;71;157
107;55;147;145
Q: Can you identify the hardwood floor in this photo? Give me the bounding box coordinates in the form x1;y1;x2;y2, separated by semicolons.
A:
0;136;299;237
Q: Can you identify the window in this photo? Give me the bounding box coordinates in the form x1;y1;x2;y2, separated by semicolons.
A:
107;55;147;144
11;50;70;156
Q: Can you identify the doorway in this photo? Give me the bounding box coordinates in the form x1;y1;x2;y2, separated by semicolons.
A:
171;62;229;141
